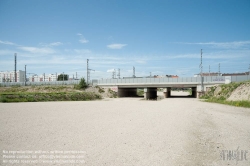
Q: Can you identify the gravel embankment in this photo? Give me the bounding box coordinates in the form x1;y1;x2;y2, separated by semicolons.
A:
1;94;249;166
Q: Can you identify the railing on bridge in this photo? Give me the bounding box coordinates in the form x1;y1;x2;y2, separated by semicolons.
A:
98;75;250;85
1;75;249;87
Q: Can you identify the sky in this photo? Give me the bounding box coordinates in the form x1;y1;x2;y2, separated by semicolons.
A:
0;0;250;79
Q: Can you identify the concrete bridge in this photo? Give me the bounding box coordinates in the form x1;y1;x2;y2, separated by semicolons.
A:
97;75;250;99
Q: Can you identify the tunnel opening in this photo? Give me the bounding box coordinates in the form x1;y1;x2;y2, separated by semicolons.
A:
117;87;197;99
169;87;196;98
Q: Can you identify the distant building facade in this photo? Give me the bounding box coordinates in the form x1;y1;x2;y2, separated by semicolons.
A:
154;75;179;78
0;70;25;83
194;72;250;77
29;74;58;82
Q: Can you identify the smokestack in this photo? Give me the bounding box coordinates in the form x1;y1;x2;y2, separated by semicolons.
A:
14;53;17;82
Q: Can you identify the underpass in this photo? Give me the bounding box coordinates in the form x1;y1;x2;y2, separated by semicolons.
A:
97;75;250;99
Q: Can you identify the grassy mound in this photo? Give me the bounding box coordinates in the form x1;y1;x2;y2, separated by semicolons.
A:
0;92;102;103
201;81;250;108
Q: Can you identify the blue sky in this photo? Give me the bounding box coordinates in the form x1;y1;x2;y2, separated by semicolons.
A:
0;0;250;79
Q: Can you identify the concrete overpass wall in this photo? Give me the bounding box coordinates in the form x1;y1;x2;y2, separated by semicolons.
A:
144;88;157;100
163;88;171;98
97;76;250;99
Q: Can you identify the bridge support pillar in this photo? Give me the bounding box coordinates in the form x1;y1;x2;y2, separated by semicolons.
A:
144;88;157;100
191;87;197;98
118;88;137;97
163;87;171;98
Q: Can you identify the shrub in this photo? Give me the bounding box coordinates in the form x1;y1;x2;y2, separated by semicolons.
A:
74;78;88;90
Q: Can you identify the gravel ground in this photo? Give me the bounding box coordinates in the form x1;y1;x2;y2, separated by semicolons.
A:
0;92;250;166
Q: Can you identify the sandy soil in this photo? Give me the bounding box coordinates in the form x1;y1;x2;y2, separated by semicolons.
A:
0;94;250;166
228;82;250;101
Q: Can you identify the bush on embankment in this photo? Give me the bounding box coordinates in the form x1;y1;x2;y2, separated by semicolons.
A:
0;92;102;103
200;81;250;108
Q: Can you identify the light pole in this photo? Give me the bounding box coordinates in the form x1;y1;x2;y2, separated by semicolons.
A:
87;59;95;84
200;49;203;92
25;65;26;86
248;64;250;80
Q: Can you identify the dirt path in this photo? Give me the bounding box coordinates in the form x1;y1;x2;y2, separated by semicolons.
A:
0;97;249;166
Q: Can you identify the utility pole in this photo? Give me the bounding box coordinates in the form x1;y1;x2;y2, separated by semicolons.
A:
200;49;203;92
14;53;17;82
24;65;26;86
87;59;89;83
112;70;114;79
248;64;250;76
209;65;210;76
87;59;94;84
133;66;135;78
247;64;250;79
219;63;220;76
117;68;120;79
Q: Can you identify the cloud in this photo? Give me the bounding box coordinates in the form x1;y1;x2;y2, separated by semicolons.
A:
0;49;17;56
18;47;55;54
79;38;89;43
0;40;18;46
39;42;63;47
136;60;146;64
107;69;115;72
49;42;63;46
77;33;89;43
107;44;127;49
176;41;250;49
74;49;91;54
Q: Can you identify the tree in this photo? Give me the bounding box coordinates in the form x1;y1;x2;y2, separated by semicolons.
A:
57;74;68;81
78;78;88;89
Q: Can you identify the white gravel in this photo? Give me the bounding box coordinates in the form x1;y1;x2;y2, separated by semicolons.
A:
1;95;250;166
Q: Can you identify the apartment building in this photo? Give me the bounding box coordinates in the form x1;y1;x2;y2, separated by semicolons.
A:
0;70;25;83
29;74;59;82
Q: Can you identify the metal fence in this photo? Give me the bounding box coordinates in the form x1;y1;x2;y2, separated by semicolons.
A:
97;75;250;85
1;75;249;87
0;80;81;87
